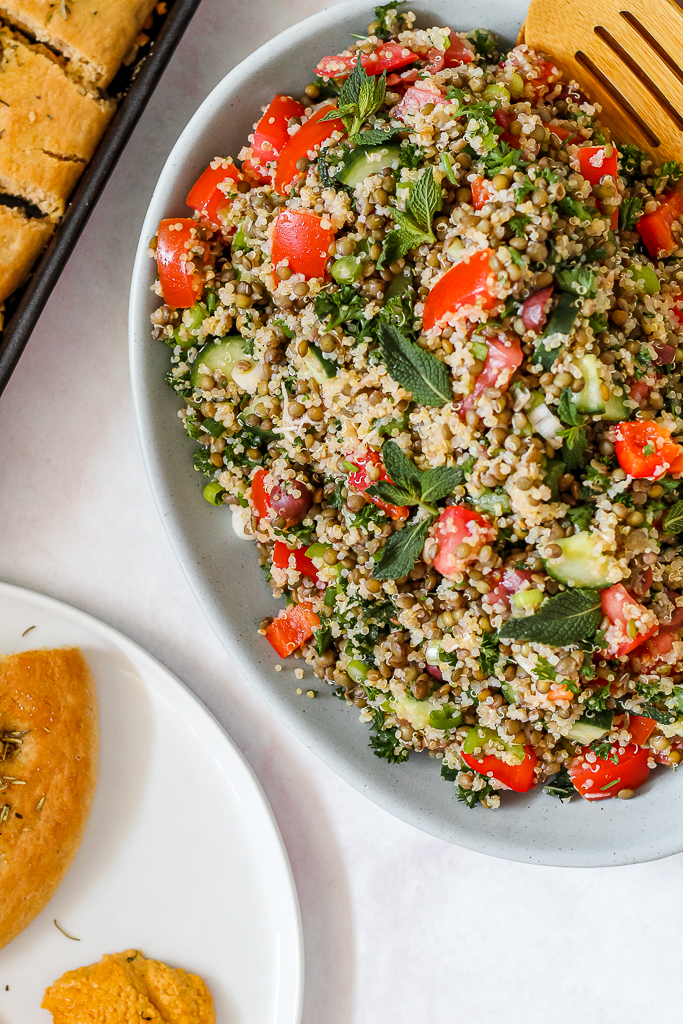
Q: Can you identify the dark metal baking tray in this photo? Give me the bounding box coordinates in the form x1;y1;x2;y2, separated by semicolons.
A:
0;0;202;397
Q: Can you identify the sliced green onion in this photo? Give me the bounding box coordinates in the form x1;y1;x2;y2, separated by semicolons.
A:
203;481;225;505
332;255;363;284
441;151;459;185
428;708;463;730
512;588;544;610
347;660;369;684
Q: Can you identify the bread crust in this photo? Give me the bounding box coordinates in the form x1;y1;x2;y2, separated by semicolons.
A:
0;0;158;88
0;27;114;217
0;647;98;951
0;205;54;302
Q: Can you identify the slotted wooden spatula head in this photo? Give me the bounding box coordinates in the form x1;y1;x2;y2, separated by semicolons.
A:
525;0;683;163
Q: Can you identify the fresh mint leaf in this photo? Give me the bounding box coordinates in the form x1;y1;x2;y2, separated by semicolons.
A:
353;127;399;145
372;516;431;580
376;228;414;269
498;588;603;646
323;54;387;138
366;479;415;506
407;166;440;235
557;387;582;428
379;324;452;407
620;195;643;231
381;439;422;494
664;500;683;534
419;465;464;505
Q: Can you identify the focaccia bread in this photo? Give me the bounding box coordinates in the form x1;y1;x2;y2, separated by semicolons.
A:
0;0;158;88
0;204;54;302
0;647;98;951
0;27;114;218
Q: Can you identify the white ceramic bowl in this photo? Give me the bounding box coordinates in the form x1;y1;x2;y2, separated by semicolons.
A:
129;0;683;866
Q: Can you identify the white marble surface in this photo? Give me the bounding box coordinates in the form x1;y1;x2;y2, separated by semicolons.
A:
1;1;682;1021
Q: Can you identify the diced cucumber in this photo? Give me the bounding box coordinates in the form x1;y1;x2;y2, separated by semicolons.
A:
191;336;249;387
462;725;524;765
567;709;614;744
336;144;401;188
476;488;512;515
572;354;605;415
630;263;660;295
390;693;434;731
302;343;337;383
501;681;517;705
544;530;617;588
601;391;628;422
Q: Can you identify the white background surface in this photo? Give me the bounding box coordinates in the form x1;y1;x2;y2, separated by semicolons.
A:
0;1;681;1020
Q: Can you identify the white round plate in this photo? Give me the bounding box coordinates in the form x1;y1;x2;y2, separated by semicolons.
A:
129;0;683;867
0;582;302;1023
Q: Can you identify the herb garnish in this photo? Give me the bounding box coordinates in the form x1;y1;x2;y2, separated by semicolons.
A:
498;588;603;646
378;324;452;407
378;166;441;268
321;54;387;141
543;767;575;801
479;632;500;675
369;708;410;763
557;387;587;473
664;500;683;535
567;504;593;531
619;196;643;231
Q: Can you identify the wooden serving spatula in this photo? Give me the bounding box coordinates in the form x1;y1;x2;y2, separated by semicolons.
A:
523;0;683;163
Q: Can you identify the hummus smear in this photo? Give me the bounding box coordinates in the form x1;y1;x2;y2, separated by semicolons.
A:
42;950;215;1023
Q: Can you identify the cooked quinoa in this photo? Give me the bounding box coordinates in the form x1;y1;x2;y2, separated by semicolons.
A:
150;3;683;808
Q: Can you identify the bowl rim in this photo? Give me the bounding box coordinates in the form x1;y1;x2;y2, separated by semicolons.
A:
129;0;683;868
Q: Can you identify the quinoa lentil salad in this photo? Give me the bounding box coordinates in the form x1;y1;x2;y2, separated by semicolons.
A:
149;2;683;809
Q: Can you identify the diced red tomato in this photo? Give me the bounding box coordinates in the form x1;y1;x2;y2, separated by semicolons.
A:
426;663;444;681
632;630;676;670
347;449;409;521
271;209;336;280
470;175;496;210
242;95;305;184
273;104;345;196
186;159;241;229
265;602;320;658
521;285;554;331
528;57;560;99
614;420;683;479
394;84;446;121
314;42;418;79
251;468;270;519
601;583;659;657
548;123;581;145
637;191;683;258
272;540;319;583
569;743;650;801
493;108;520;149
655;342;676;365
423;249;497;331
443;30;474;67
628;380;652;407
155;218;209;308
461;334;523;415
578;146;619;227
430;506;497;576
461;745;538;793
628;715;657;746
487;567;535;609
656;595;683;633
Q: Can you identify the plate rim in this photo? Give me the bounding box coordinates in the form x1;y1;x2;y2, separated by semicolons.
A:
0;580;304;1023
127;0;683;869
